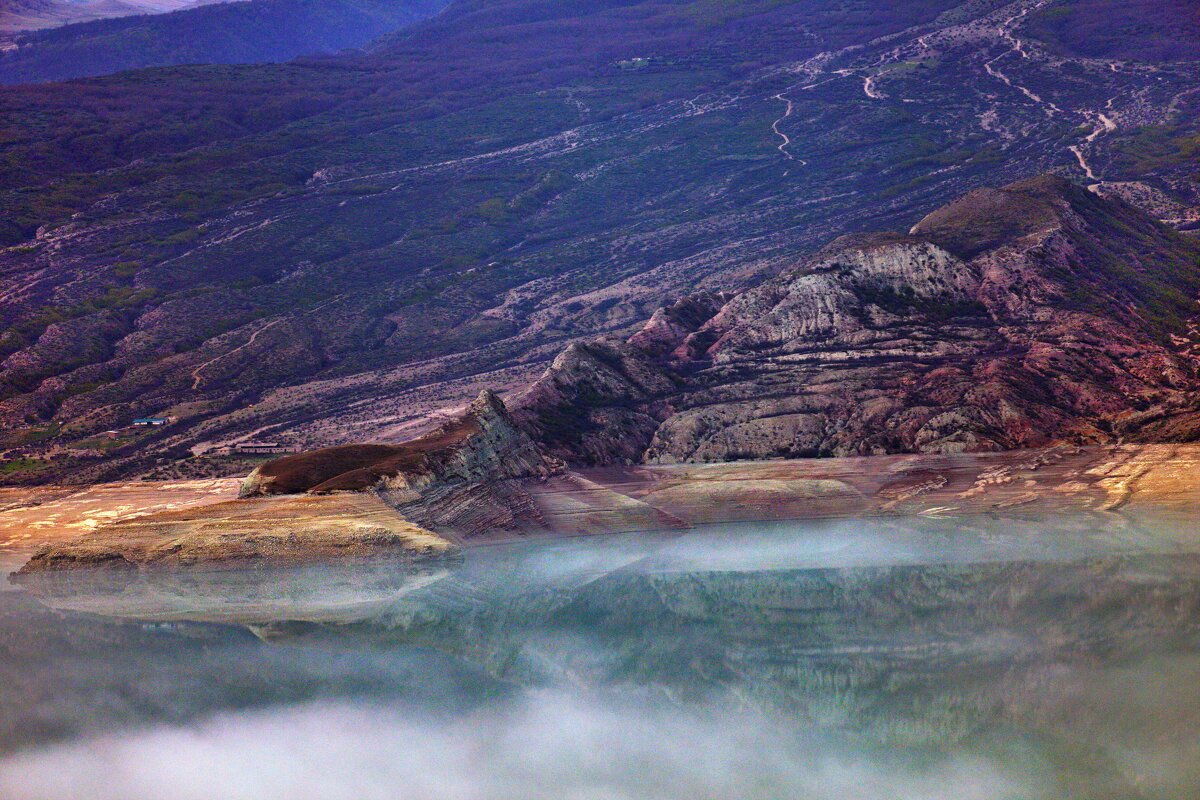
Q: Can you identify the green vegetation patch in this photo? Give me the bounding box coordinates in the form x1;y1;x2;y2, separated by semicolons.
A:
1108;123;1200;177
0;457;49;474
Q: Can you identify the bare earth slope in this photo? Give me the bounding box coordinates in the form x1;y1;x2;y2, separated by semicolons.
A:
0;0;196;33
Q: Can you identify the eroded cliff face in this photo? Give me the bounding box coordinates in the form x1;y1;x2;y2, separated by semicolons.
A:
511;176;1200;465
241;390;558;498
243;389;563;538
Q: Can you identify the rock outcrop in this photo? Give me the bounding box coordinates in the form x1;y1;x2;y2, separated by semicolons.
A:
16;390;564;572
511;175;1200;464
239;389;563;538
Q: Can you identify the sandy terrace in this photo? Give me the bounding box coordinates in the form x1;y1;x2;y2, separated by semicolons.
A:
0;479;240;576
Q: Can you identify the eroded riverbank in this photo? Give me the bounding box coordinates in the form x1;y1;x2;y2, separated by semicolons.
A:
11;443;1200;574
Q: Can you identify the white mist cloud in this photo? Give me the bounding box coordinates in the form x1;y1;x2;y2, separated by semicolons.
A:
0;691;1042;800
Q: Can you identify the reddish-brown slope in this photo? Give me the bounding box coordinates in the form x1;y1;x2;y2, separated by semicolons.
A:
511;175;1200;465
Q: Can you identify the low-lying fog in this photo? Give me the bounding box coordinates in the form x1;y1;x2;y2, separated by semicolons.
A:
4;512;1200;799
0;693;1055;800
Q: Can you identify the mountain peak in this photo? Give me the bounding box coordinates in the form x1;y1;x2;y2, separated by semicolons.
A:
908;173;1086;260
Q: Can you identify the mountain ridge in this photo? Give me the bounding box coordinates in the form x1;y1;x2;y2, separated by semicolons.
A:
507;174;1200;464
0;0;450;84
149;174;1200;489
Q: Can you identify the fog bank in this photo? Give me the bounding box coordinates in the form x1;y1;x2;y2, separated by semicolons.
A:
0;692;1040;800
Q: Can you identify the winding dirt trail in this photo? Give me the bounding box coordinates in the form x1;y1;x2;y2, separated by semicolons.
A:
190;318;285;391
1069;107;1118;183
770;92;799;163
862;73;885;100
976;0;1127;182
1068;145;1100;180
983;1;1061;116
832;68;884;100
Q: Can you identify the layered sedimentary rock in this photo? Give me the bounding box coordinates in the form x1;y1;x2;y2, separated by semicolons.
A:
512;175;1200;465
238;389;563;537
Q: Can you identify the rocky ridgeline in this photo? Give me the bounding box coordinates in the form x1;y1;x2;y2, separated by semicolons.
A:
240;389;563;537
510;175;1200;464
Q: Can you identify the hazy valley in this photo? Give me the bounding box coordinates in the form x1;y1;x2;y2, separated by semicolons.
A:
3;2;1200;797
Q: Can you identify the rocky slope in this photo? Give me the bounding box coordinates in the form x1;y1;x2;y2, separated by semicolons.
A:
242;389;562;535
511;175;1200;464
38;171;1193;569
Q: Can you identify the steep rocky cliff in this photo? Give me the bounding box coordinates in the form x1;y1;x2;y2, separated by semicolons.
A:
512;176;1200;464
241;389;562;536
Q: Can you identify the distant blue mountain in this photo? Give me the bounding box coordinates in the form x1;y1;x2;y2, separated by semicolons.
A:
0;0;449;85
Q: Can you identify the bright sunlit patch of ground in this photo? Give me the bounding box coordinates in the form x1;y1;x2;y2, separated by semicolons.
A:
0;479;240;576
